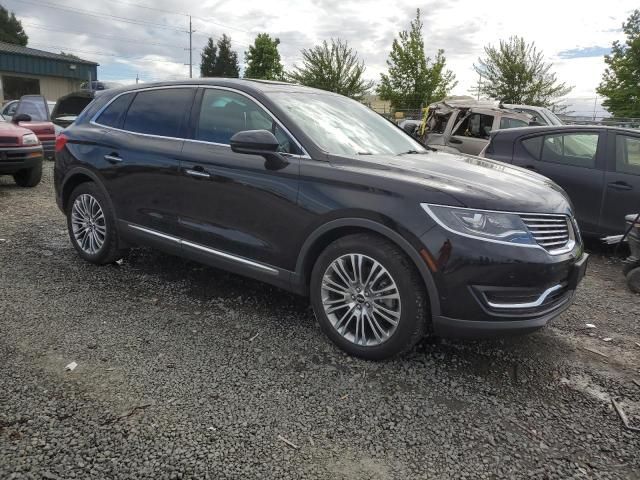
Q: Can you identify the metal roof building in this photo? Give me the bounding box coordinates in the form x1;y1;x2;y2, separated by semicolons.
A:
0;41;98;103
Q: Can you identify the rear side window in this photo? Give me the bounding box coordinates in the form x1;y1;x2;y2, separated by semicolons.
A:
616;135;640;175
500;117;528;129
96;93;133;128
541;133;598;168
123;88;194;138
453;113;494;139
522;136;543;159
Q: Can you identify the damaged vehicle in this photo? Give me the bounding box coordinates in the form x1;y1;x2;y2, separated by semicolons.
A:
417;98;535;156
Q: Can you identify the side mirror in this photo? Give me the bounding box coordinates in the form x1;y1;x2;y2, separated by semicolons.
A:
230;130;279;155
13;113;31;123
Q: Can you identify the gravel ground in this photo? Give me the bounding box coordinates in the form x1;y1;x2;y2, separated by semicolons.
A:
1;163;639;479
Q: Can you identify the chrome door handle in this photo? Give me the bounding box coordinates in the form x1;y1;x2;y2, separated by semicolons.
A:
185;168;210;179
104;154;122;163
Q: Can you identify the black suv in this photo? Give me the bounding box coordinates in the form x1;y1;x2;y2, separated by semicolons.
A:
54;79;588;359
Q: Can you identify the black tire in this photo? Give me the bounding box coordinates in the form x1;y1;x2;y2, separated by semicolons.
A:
13;163;42;187
310;233;428;360
66;182;126;265
626;267;640;294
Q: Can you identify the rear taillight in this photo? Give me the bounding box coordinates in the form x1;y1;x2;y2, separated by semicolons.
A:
55;133;68;152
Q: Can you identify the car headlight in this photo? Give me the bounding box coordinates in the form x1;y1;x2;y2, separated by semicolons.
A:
421;203;536;245
22;133;40;146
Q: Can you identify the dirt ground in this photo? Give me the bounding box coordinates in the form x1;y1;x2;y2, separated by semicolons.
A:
1;163;639;479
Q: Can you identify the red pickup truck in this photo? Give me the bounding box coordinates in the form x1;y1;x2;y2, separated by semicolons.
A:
0;117;44;187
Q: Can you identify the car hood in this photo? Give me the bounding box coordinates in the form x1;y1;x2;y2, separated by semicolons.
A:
0;121;32;136
329;151;572;215
18;120;55;137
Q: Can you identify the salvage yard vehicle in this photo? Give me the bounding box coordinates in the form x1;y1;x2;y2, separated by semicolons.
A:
418;98;534;155
51;90;98;128
0;116;43;187
483;125;640;237
12;95;56;159
503;104;564;126
54;79;588;360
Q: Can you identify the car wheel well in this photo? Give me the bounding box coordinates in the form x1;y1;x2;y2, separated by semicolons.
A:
62;173;94;211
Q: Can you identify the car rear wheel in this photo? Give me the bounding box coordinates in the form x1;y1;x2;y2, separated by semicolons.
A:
13;164;42;188
310;233;428;360
66;183;126;264
626;267;640;294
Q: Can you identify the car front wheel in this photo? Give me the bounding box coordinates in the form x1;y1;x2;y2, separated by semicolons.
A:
13;164;42;187
310;233;428;360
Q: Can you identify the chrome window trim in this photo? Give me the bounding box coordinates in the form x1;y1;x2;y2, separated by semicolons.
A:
421;203;578;255
128;223;279;275
89;84;311;159
484;284;564;309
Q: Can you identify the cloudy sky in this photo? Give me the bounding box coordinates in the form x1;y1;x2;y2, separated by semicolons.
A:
6;0;639;116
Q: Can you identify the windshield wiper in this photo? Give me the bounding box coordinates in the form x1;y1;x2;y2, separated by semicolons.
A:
357;151;374;155
397;150;422;155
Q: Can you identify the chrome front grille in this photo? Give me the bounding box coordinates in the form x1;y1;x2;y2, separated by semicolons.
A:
519;214;572;251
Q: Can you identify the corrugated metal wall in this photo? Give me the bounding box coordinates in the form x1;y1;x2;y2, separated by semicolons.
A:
0;53;97;81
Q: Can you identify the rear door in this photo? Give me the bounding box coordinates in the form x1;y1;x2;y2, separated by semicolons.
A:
600;131;640;234
94;87;196;238
446;110;494;155
512;130;605;235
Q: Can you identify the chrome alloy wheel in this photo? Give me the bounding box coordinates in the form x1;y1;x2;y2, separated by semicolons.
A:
71;194;106;254
321;253;401;346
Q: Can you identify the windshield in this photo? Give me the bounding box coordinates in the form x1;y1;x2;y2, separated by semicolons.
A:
542;108;563;126
268;92;427;156
15;95;49;121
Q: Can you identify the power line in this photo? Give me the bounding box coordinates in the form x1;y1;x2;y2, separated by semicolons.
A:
22;23;184;50
27;42;186;65
9;0;186;32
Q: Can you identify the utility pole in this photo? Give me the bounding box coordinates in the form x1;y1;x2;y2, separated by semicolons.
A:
476;73;482;101
592;95;598;122
185;15;195;78
135;73;139;84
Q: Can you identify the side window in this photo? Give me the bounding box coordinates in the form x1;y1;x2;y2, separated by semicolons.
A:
522;136;543;159
6;102;17;116
196;89;298;154
453;113;494;139
430;113;451;134
123;88;194;137
616;135;640;175
500;117;528;129
96;93;133;128
541;133;598;168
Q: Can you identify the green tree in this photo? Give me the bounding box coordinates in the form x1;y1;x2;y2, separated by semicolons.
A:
0;5;28;46
287;39;373;100
200;34;239;78
200;37;217;77
213;34;239;78
377;9;456;110
474;36;571;106
597;9;640;118
245;33;284;80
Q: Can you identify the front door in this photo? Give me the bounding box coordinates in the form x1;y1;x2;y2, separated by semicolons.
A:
446;110;494;155
513;130;605;235
600;131;640;235
178;87;304;271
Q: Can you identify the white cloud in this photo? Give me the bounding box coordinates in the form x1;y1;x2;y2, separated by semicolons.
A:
9;0;638;110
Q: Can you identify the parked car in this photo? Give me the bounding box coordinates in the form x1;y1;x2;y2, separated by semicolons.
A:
1;99;56;121
483;125;640;237
80;80;121;91
419;98;534;155
50;90;97;128
54;79;588;359
503;104;564;126
11;95;56;159
0;115;44;187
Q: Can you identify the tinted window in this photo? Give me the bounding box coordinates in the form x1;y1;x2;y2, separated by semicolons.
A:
196;89;298;154
96;93;133;128
500;117;528;129
616;135;640;175
454;113;494;139
123;88;193;137
541;133;598;168
522;136;543;159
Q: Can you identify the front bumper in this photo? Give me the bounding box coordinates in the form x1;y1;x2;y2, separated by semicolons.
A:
0;146;43;173
420;224;587;337
41;139;55;158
